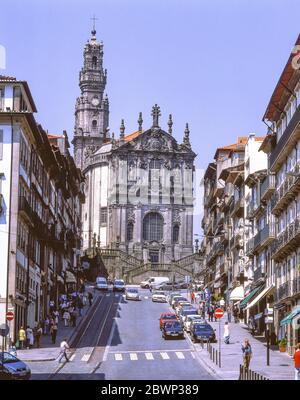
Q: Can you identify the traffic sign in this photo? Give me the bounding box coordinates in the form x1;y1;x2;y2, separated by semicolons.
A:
214;308;224;319
0;323;9;337
6;311;14;321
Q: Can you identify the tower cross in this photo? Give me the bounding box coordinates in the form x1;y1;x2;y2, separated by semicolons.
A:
151;104;161;128
91;15;98;32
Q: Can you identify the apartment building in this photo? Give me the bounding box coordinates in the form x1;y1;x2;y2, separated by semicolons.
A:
0;76;84;343
260;34;300;352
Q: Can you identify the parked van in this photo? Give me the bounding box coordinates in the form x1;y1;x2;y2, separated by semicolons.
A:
140;277;169;289
96;276;108;291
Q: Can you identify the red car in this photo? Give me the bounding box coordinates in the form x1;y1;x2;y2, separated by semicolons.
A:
159;312;178;330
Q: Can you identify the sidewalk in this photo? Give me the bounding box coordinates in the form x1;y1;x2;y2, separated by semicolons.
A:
196;316;295;380
17;291;97;362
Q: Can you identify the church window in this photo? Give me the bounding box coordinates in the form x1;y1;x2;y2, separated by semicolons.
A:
150;159;161;169
92;56;97;69
143;212;164;241
127;223;134;241
100;207;107;225
92;120;97;128
173;225;180;244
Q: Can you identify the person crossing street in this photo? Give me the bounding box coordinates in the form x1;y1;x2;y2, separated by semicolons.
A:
58;338;70;363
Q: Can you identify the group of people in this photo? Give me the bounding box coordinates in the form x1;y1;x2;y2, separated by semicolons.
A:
16;324;43;350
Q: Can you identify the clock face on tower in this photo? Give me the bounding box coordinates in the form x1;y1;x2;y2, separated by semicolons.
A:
92;97;100;106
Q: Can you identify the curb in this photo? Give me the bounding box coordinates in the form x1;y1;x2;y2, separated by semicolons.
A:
19;357;57;362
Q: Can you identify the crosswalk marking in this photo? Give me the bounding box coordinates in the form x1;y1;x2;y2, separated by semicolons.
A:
144;296;149;299
130;353;138;360
191;352;195;359
145;352;154;360
70;354;76;361
160;352;170;360
115;354;123;361
106;293;111;297
81;354;91;362
175;352;185;359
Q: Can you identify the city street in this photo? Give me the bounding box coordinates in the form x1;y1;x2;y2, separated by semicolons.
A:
28;288;214;380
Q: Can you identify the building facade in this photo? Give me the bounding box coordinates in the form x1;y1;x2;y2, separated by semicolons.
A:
0;76;84;343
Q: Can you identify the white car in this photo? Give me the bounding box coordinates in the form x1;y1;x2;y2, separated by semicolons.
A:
125;288;140;301
184;315;204;332
113;279;125;292
175;301;191;316
152;291;167;303
96;277;108;291
140;277;170;289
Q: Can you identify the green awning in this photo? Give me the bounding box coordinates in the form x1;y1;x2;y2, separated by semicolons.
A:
280;306;300;327
239;286;262;309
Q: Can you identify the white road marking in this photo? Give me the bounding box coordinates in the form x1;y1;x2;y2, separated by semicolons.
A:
103;320;116;362
81;353;91;362
191;352;195;359
70;354;76;361
145;352;154;360
144;296;149;299
130;353;138;361
175;352;185;359
115;353;123;361
106;293;110;297
160;352;170;360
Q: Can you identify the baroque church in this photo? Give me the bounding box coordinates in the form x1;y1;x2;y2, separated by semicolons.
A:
72;28;196;265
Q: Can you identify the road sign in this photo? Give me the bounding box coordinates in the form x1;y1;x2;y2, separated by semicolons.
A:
0;323;9;337
214;308;224;319
6;311;14;321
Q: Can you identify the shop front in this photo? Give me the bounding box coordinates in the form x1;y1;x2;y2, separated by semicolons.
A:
279;305;300;355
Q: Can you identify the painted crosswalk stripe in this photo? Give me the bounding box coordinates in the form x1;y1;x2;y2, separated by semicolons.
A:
70;354;76;361
106;293;110;297
115;354;123;361
145;352;154;360
191;352;195;359
175;352;185;359
144;296;148;299
160;352;170;360
81;354;91;362
130;353;138;361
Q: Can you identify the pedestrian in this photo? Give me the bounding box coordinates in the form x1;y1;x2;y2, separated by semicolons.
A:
71;309;78;327
219;298;225;309
233;306;239;323
241;339;252;371
49;300;55;313
50;322;58;344
53;309;60;324
26;326;34;349
248;315;256;336
227;306;232;323
88;292;93;306
77;296;84;317
191;291;195;304
223;321;230;344
63;310;70;327
35;325;43;348
43;316;50;335
8;341;17;357
18;326;26;349
58;338;70;363
208;305;214;322
293;343;300;380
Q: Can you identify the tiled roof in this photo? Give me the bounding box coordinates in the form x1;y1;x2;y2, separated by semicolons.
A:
0;75;16;81
124;130;143;142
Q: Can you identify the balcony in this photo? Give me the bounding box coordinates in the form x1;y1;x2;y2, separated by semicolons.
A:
260;174;276;201
231;197;244;218
270;104;300;171
271;168;300;216
272;217;300;261
18;196;33;223
207;242;225;265
275;281;293;303
253;224;276;252
245;237;254;256
32;211;47;236
204;188;215;208
253;267;265;283
292;277;300;296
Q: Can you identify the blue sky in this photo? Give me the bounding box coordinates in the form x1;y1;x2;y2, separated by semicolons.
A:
1;0;300;233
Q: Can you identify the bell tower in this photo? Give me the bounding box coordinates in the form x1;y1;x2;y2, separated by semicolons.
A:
72;25;109;169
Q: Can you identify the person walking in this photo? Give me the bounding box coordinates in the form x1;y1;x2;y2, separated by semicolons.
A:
58;338;70;363
293;343;300;380
35;325;43;348
227;306;232;323
26;326;34;349
242;339;252;371
88;292;93;307
71;309;78;327
50;322;58;344
233;306;239;323
63;310;70;327
18;326;26;349
43;316;50;335
77;296;84;317
191;291;195;304
223;321;230;344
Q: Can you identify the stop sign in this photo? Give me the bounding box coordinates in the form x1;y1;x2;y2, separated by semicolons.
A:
6;311;14;321
214;308;224;319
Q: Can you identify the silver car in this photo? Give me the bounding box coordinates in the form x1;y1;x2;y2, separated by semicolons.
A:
125;288;140;301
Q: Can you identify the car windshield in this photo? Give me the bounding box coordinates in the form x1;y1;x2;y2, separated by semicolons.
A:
194;324;212;331
174;297;186;302
165;322;182;329
115;281;124;285
153;291;165;295
162;315;177;319
0;352;18;364
127;289;138;293
182;309;197;316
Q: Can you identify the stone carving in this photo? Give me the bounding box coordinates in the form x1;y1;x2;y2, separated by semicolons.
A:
173;209;181;225
127;208;135;224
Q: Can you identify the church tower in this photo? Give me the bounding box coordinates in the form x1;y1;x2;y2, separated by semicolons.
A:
72;26;109;169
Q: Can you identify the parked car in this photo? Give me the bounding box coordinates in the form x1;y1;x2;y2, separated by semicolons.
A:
0;352;31;380
159;312;178;330
167;292;181;305
96;276;108;291
162;321;184;340
184;315;205;332
178;308;198;324
175;301;192;316
152;290;167;303
125;288;140;301
190;322;216;343
113;279;125;292
140;277;169;289
155;282;175;291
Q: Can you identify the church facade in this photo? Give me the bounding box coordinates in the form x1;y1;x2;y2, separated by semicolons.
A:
73;29;196;265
